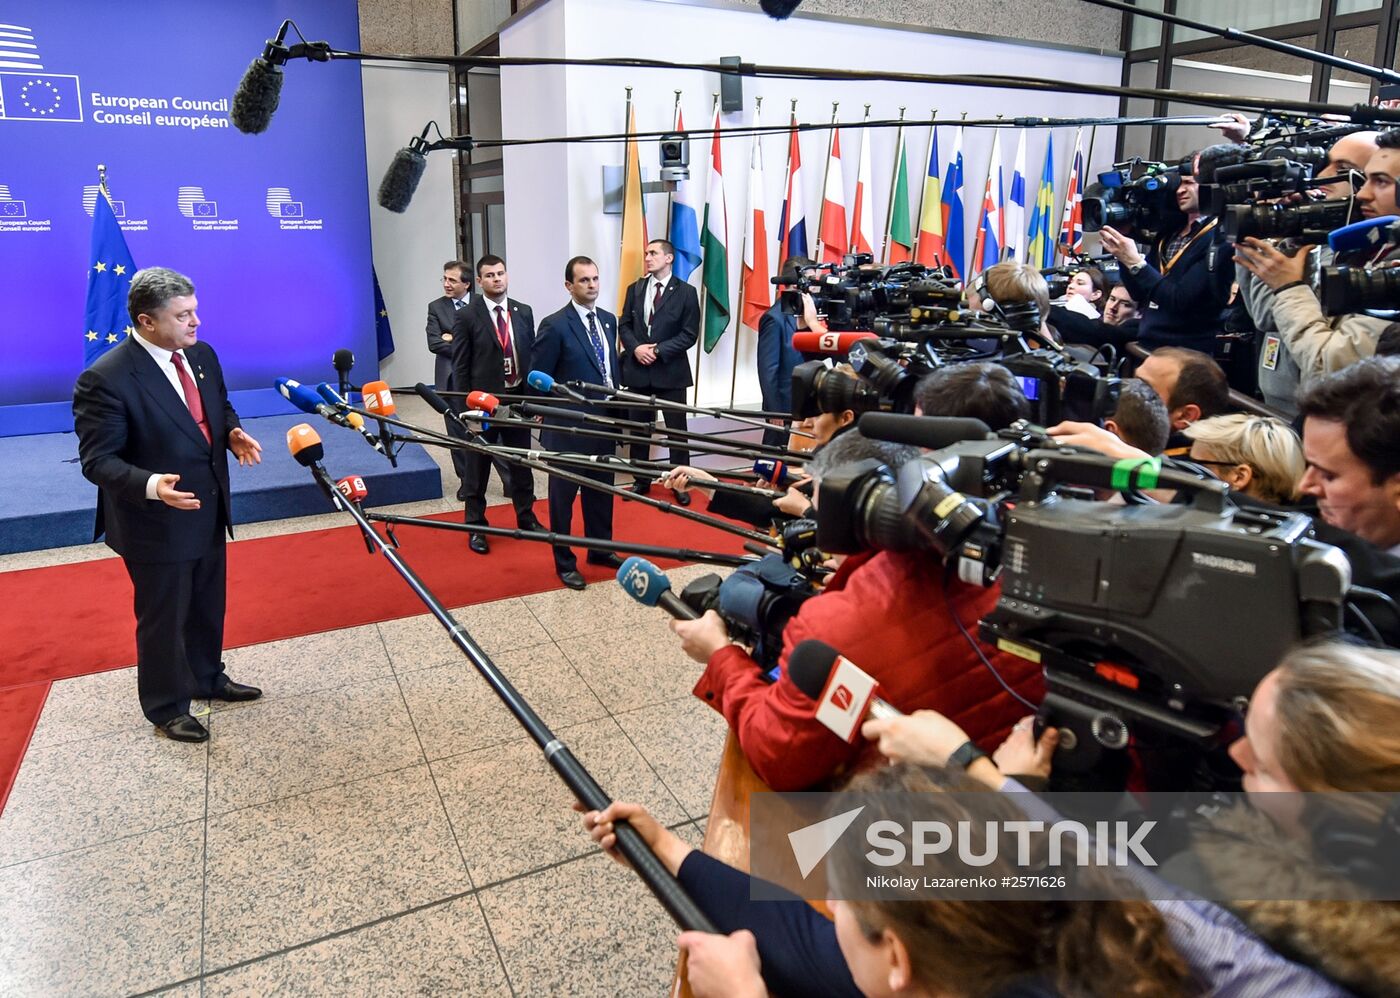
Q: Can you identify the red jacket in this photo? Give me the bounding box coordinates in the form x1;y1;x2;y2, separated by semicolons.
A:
693;550;1044;791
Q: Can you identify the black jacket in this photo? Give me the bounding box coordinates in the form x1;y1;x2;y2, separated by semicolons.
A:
617;274;699;390
1119;217;1234;352
450;295;535;401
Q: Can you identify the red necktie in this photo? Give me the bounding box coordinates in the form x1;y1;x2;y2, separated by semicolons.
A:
171;352;211;444
495;305;517;384
649;281;664;327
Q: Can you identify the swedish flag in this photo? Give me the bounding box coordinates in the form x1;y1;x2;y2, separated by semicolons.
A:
1027;137;1056;270
83;187;137;367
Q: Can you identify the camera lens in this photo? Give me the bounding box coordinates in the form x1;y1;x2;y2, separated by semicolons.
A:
1318;263;1400;313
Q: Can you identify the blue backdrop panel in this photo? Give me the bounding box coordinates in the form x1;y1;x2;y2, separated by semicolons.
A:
0;415;444;556
0;0;376;424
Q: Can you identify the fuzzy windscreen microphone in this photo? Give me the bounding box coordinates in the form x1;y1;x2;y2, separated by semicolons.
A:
230;57;284;134
759;0;804;18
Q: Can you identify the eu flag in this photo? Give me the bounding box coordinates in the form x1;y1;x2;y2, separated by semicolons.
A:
83;189;137;367
372;266;395;360
0;72;83;122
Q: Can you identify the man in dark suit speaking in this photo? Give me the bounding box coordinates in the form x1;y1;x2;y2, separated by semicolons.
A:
72;267;264;743
618;239;699;504
450;254;542;553
531;256;621;590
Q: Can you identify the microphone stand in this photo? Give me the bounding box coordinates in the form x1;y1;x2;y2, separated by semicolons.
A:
564;381;815;439
298;459;717;934
484;446;784;499
515;401;805;460
438;389;801;425
365;513;760;567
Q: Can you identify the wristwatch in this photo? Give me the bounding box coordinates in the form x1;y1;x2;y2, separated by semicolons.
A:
947;740;989;771
1128;261;1147;275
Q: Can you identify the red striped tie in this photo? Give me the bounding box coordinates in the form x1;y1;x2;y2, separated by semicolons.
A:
171;353;211;444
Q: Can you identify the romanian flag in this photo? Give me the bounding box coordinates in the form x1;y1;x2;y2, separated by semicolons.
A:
914;125;944;267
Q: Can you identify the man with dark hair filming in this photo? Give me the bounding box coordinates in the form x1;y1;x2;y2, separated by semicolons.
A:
668;432;1042;791
1098;155;1235;353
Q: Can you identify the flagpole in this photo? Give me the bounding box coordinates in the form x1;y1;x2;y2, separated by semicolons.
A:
814;102;838;261
731;94;761;409
693;92;719;408
780;97;796;263
881;107;906;264
910;111;935;263
667;89;681;237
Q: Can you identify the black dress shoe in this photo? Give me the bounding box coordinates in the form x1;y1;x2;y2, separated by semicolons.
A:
213;680;262;702
469;533;491;555
517;515;544;533
673;489;692;507
456;486;468;501
628;480;652;495
558;570;587;590
156;714;209;743
586;552;624;569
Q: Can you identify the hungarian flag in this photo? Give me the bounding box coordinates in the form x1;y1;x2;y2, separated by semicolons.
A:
701;105;730;352
914;125;944;267
817;126;847;263
849;120;875;257
1027;135;1057;269
1059;127;1084;257
969;129;1004;278
668;107;702;282
740;106;772;332
1005;130;1028;264
777;113;808;263
941;127;965;280
616;102;648;314
885;123;913;263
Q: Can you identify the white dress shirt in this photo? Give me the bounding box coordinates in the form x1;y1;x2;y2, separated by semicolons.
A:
643;270;672;329
571;300;615;385
130;333;200;499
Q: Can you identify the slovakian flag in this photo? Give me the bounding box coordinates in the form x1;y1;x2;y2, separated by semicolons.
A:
914;124;944;267
740;105;772;332
941;126;966;280
849;115;875;258
1006;130;1028;264
1027;134;1057;269
669;107;702;283
1059;126;1085;257
83;184;138;367
616;101;648;314
701;104;730;353
817;122;847;263
777;112;808;264
969;129;1004;278
885;122;914;263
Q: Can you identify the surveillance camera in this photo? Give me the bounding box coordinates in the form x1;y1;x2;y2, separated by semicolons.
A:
659;132;689;182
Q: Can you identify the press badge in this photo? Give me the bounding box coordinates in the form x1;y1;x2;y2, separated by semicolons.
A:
503;357;514;377
1261;334;1281;371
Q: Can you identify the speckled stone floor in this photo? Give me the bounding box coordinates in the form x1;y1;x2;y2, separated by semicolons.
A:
0;396;733;997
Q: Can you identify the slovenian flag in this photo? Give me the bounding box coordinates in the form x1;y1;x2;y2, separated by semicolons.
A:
941;127;965;280
701;104;730;352
668;107;702;282
914;125;944;267
777;112;808;264
970;129;1004;278
1027;135;1056;269
1006;130;1028;264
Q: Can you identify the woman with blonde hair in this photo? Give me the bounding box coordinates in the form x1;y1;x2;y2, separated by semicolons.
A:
1182;412;1305;504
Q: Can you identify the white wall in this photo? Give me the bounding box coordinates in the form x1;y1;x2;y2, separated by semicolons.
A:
361;61;458;390
499;0;1123;407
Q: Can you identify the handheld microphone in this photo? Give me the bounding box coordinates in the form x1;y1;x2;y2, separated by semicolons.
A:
527;370;589;402
754;458;800;487
286;423;324;467
315;382;386;454
616;557;700;621
275;377;340;422
1328;214;1400;254
857;412;992;450
466;390;501;413
361;380;397;417
332;348;355;394
413;382;456;416
787;639;899;743
377;130;430;213
335;475;368;503
791;331;879;355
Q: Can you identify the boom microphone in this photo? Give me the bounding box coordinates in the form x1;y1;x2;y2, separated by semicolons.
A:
377;135;429;213
759;0;804;18
616;557;700;620
528;370;589;402
791;331;879;354
787;639;900;743
229;20;332;135
857;412;992;450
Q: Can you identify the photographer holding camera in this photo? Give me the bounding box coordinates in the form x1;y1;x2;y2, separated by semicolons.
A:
1234;129;1396;416
668;430;1041;791
1098;157;1235;353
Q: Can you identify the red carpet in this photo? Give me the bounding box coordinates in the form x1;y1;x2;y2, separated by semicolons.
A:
1;495;743;812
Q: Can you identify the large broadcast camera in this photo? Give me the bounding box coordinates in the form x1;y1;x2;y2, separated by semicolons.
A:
677;554;820;670
786;256;1122;425
1317;216;1400;313
1081;158;1189;239
817;415;1353;790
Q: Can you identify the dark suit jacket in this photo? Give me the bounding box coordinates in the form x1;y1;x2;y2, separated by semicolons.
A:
450;296;535;402
426;294;469;390
72;336;240;564
531;303;620;455
757;302;802;415
617;274;699;390
1120;219;1234;352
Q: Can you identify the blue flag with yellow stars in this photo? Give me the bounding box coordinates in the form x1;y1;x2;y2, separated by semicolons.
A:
83;189;137;367
372;265;395;360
